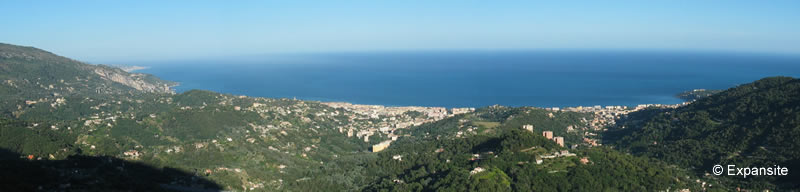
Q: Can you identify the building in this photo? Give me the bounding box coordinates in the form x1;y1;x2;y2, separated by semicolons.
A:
542;131;553;140
583;137;599;146
522;124;534;132
371;140;393;152
123;150;141;158
451;107;475;115
580;157;590;164
552;136;564;147
470;167;486;175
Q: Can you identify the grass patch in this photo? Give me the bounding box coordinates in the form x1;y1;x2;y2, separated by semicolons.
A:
473;121;500;129
473;121;501;134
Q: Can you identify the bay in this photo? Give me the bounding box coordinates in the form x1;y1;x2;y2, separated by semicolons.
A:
128;50;800;108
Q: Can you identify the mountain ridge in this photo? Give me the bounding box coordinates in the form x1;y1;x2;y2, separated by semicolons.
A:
0;43;175;95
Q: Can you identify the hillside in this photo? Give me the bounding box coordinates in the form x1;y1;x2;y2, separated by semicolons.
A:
676;89;723;101
0;43;417;191
606;76;800;190
0;43;174;97
2;43;788;191
361;128;701;191
295;107;706;191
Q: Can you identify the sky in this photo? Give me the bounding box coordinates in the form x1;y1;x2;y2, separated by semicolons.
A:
1;1;799;63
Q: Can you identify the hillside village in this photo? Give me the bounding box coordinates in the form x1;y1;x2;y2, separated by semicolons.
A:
546;103;688;131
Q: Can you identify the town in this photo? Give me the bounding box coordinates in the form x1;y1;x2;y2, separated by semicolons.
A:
546;102;689;131
322;102;475;152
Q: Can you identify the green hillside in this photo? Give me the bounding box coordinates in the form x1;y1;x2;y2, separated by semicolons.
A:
0;43;377;191
294;108;705;191
2;43;791;191
606;77;800;190
361;127;700;191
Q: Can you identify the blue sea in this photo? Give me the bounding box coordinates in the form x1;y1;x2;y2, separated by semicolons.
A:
128;50;800;108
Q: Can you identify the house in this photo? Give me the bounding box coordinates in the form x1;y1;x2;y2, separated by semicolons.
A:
371;140;393;152
552;136;564;147
542;131;553;140
522;124;534;132
470;167;486;175
583;137;599;146
580;157;590;164
123;150;141;158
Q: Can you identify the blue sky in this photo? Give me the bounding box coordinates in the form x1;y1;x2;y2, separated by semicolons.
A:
2;1;799;62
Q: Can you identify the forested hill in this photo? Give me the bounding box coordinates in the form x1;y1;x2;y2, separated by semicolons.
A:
606;76;800;190
361;129;701;191
283;104;708;191
1;42;792;191
0;43;383;191
0;43;175;97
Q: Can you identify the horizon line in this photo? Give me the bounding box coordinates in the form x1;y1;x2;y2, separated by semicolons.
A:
91;47;800;64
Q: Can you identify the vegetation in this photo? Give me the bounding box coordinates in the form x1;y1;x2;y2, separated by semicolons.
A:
1;43;793;191
676;89;723;101
607;76;800;190
361;129;700;191
0;43;372;191
402;106;591;144
0;148;221;191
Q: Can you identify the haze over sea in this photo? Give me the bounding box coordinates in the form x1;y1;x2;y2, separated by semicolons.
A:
127;51;800;108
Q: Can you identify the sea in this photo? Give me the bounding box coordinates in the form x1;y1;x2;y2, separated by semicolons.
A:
126;50;800;108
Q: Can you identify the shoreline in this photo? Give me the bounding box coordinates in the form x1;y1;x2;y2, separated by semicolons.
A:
119;65;150;72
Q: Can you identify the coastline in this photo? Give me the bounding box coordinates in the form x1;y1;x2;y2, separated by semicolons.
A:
120;65;150;72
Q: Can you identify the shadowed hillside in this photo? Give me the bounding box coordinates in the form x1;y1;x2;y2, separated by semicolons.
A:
0;148;222;191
